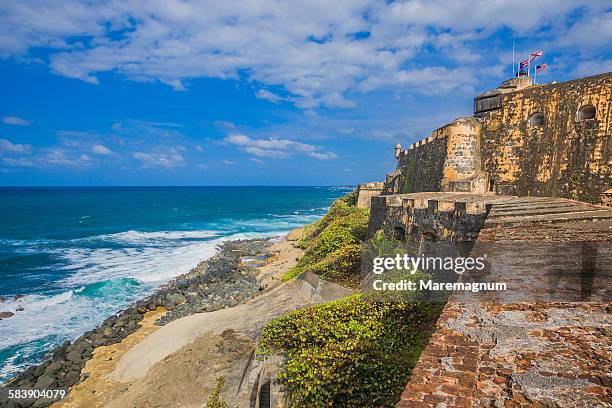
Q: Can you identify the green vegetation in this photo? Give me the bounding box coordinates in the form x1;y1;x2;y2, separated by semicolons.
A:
267;198;446;407
258;294;443;407
205;377;228;408
401;157;415;194
283;190;369;287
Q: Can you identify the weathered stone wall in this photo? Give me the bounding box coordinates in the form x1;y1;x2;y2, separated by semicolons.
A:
440;118;486;193
367;193;489;242
384;72;610;203
479;72;611;203
391;136;448;194
356;182;384;208
602;189;612;207
384;118;485;195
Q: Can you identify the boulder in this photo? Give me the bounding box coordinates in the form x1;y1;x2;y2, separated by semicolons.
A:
66;350;82;363
35;375;57;389
32;398;54;408
0;311;14;319
163;293;186;308
65;370;81;385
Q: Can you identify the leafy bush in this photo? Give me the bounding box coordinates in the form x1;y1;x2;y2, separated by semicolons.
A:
284;192;369;285
258;295;443;407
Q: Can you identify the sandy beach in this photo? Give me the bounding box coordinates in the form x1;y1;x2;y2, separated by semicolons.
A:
52;228;352;408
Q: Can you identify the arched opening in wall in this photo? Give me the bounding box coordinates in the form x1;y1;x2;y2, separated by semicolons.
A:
528;112;545;126
258;381;271;408
418;229;439;258
421;231;438;242
393;226;406;241
488;179;496;193
577;105;596;120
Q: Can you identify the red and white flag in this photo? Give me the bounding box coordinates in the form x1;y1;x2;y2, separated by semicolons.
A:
530;50;543;62
536;63;548;73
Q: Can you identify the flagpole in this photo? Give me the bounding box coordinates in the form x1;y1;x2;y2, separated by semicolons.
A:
527;54;530;78
512;42;515;77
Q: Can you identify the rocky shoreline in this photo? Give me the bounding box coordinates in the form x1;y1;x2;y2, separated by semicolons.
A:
1;237;274;408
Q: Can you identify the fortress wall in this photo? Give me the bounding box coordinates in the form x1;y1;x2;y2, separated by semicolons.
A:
356;182;384;208
480;72;611;203
386;118;484;195
395;134;448;194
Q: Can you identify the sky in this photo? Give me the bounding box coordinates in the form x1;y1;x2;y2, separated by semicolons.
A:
0;0;610;186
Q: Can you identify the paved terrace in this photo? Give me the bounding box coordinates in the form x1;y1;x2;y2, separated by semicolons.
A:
393;194;612;407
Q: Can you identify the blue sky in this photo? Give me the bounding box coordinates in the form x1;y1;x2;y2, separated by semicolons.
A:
0;1;610;186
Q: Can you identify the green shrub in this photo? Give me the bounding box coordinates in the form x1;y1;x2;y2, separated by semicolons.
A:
284;196;369;285
258;295;443;407
205;377;228;408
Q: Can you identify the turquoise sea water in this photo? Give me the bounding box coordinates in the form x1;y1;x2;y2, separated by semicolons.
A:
0;186;350;381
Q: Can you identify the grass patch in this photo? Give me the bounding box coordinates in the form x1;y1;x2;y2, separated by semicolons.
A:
284;190;369;286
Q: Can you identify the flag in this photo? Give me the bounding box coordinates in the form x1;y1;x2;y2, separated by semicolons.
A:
519;60;529;70
530;50;543;62
536;63;548;73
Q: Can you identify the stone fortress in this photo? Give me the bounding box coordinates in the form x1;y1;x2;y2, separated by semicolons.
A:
359;72;612;407
383;72;610;203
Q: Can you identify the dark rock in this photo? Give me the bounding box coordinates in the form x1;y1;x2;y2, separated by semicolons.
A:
103;315;117;327
66;350;82;363
0;311;14;319
65;370;80;385
14;294;25;301
46;361;63;374
33;363;47;377
16;306;24;312
35;375;56;389
163;293;186;308
33;398;54;408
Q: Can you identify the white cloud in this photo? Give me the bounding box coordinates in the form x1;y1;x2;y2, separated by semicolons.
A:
92;144;112;155
308;151;338;160
133;149;184;168
2;157;33;167
224;133;337;160
223;160;236;165
255;89;283;103
1;1;606;109
572;58;612;77
556;12;612;50
244;146;289;159
42;149;91;167
2;116;32;126
0;139;31;153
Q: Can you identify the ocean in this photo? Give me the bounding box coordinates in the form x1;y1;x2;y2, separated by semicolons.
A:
0;186;350;382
